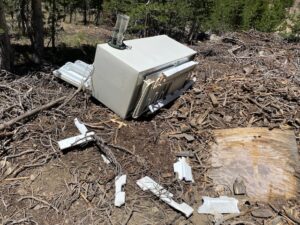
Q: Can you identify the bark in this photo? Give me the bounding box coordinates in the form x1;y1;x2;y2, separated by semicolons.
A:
31;0;44;63
0;0;13;71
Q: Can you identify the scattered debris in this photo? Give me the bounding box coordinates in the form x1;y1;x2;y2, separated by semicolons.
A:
114;175;127;207
57;118;111;164
136;176;194;217
1;31;299;224
198;196;240;214
57;118;95;150
174;157;194;182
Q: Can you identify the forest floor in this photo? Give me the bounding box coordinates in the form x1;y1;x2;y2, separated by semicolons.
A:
0;30;299;225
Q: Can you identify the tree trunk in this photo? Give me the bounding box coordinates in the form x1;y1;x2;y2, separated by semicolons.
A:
51;0;56;49
94;0;103;26
31;0;44;63
83;0;88;25
20;0;27;35
0;0;13;71
69;9;73;23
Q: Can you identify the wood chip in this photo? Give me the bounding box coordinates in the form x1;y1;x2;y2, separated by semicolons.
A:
208;93;219;107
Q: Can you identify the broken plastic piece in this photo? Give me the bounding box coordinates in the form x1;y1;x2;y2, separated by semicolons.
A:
74;118;88;134
58;132;95;150
101;154;111;164
136;176;194;217
174;157;194;182
198;196;240;214
115;175;127;207
53;60;93;89
58;118;95;150
58;119;110;165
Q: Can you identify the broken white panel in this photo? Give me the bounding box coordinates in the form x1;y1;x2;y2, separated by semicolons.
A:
58;132;95;150
136;176;194;217
74;118;88;134
115;175;127;207
53;60;93;90
198;196;240;214
174;157;194;182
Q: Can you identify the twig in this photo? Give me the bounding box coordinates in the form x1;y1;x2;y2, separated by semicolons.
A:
0;96;66;131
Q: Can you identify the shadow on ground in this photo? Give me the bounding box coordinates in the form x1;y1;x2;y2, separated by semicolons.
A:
12;44;96;75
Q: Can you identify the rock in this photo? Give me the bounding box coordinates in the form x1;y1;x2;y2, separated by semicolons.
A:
233;178;246;195
251;208;273;218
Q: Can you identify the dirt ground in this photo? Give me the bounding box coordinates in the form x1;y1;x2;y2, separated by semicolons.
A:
0;31;299;225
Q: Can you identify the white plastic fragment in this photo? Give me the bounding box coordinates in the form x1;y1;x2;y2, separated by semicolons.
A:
174;157;194;182
101;154;111;164
58;118;110;164
136;176;194;217
198;196;240;214
53;60;93;90
58;132;95;150
114;175;127;207
74;118;88;134
58;118;95;150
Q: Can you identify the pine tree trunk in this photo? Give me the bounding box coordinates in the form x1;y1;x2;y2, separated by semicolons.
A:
31;0;44;63
0;0;13;71
83;0;88;25
94;0;103;26
20;0;27;35
51;0;56;49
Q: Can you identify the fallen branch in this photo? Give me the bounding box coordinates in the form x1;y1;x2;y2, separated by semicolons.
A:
0;96;66;131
